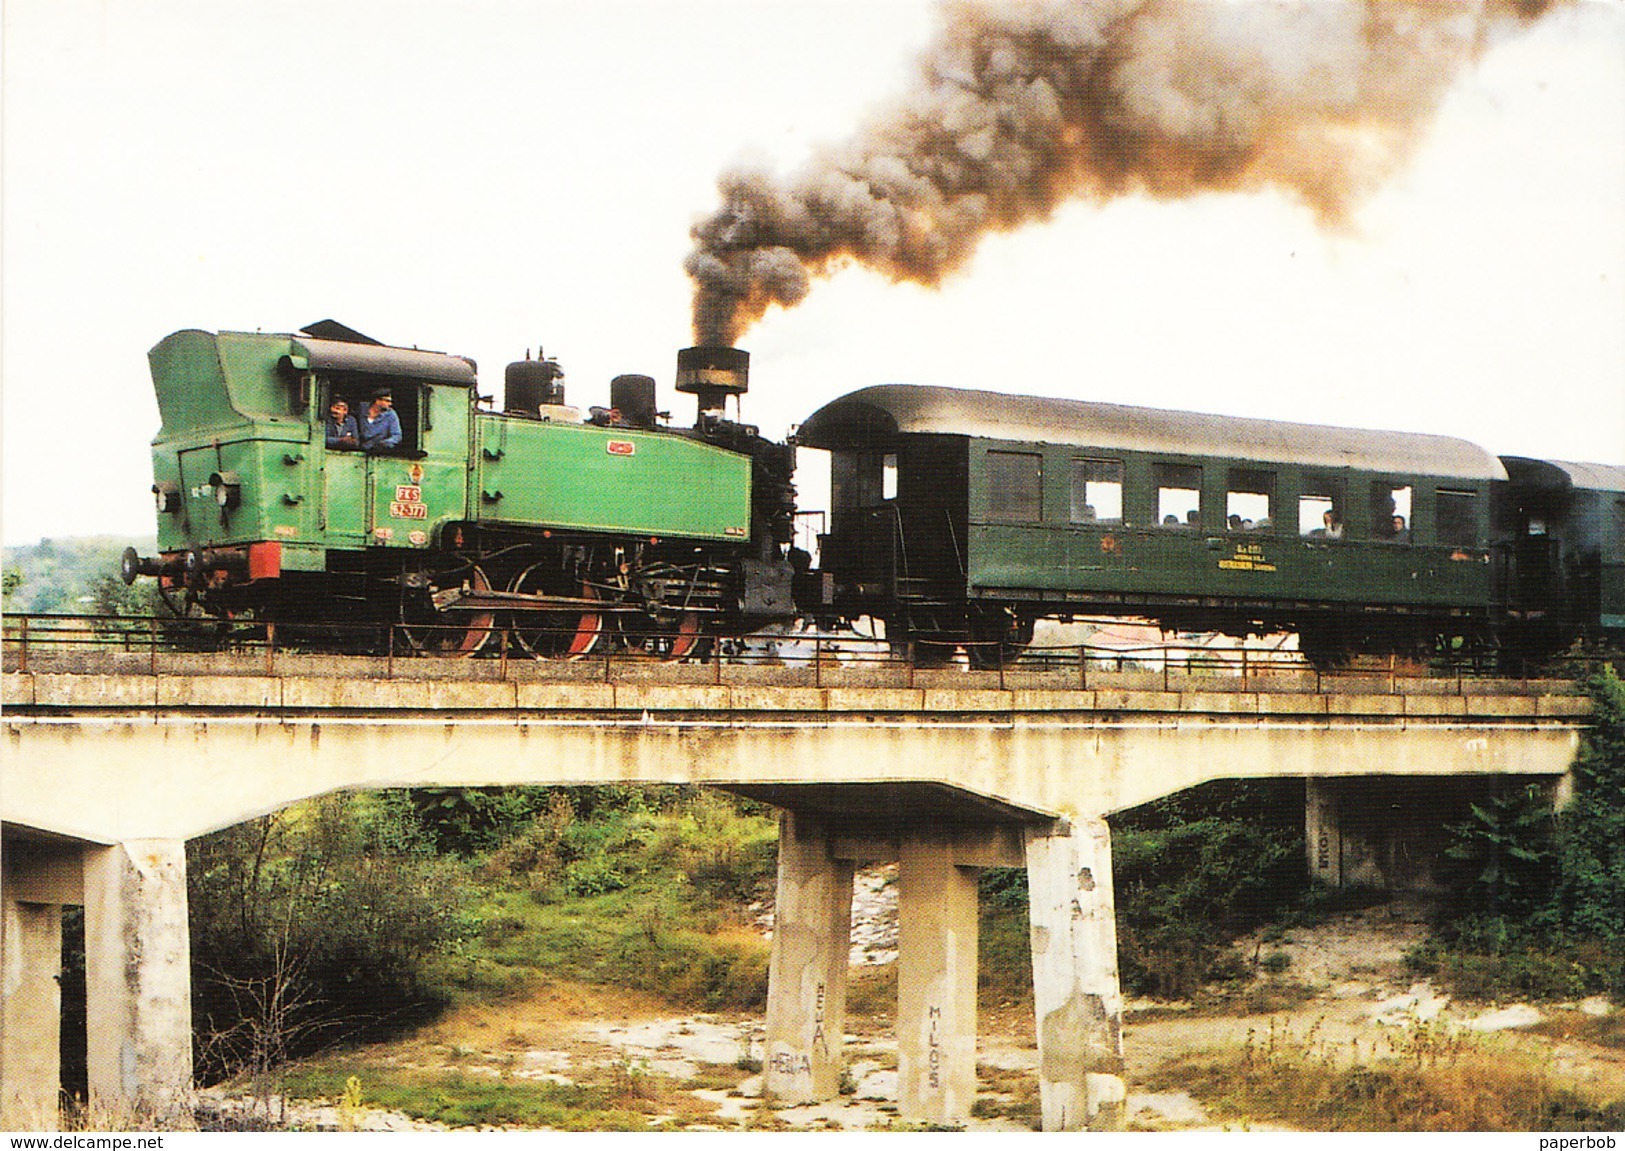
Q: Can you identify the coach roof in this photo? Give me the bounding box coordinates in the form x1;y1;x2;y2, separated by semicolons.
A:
798;384;1507;481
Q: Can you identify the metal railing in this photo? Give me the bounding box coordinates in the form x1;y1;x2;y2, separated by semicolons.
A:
1;611;1608;694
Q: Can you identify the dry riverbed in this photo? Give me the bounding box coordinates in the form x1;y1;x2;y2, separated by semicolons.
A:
199;898;1623;1132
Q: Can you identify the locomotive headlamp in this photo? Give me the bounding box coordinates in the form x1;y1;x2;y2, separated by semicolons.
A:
209;471;242;509
152;482;181;514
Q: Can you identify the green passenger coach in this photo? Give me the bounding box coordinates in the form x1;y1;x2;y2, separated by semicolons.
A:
799;384;1507;665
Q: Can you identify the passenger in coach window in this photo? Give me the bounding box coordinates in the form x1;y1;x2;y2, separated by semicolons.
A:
1323;509;1344;538
1391;515;1411;543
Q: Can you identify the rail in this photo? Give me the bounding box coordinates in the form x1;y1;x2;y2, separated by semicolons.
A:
1;611;1612;695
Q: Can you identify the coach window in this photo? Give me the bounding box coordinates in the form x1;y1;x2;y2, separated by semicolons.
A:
1071;458;1123;524
1226;469;1275;531
882;453;898;501
1298;473;1346;537
1155;463;1202;529
987;450;1042;522
1436;489;1478;547
1371;482;1413;541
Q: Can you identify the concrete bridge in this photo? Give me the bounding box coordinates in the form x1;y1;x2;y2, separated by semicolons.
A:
0;653;1590;1130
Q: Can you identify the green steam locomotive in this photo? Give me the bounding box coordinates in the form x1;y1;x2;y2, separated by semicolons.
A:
121;322;799;655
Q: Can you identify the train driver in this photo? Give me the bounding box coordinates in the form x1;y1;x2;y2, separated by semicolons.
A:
325;398;359;450
360;388;403;451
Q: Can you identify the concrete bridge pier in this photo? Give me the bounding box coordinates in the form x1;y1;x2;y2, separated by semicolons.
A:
2;833;79;1130
2;892;63;1129
0;832;193;1129
1025;818;1126;1132
83;840;193;1122
758;804;1127;1132
762;813;854;1104
895;836;980;1125
1305;778;1345;886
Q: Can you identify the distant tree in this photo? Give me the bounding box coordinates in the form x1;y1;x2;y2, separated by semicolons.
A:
2;536;156;615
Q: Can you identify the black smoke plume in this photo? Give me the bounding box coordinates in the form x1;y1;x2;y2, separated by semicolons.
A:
687;0;1565;346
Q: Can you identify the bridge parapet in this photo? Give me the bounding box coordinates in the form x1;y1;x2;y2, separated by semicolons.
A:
1;661;1594;721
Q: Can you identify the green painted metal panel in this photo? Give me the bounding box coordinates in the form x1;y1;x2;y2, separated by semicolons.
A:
963;437;1494;609
322;451;370;545
148;330;250;439
367;455;467;549
967;524;1491;606
148;328;476;559
214;333;307;424
472;416;750;541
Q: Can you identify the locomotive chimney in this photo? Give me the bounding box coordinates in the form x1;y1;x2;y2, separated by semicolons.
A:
675;345;748;420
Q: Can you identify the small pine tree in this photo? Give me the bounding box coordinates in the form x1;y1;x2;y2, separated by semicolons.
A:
1440;784;1558;924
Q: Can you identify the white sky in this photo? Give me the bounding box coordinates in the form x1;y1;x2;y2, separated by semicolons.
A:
3;0;1622;547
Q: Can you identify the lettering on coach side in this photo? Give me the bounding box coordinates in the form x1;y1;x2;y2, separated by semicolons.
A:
1218;541;1277;573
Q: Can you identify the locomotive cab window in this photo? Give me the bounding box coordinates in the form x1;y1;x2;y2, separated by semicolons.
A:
1435;489;1478;547
1071;458;1123;524
1226;469;1275;532
1155;463;1202;529
323;379;422;455
1372;482;1413;542
985;450;1042;523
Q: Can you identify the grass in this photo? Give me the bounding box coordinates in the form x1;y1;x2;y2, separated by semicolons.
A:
463;885;770;1011
430;792;778;1014
275;1055;717;1130
1200;977;1321;1017
1149;1017;1625;1132
1405;934;1625;1004
1528;1008;1625;1051
971;1065;1041;1127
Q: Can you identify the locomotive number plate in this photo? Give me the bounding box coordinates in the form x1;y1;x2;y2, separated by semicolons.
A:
391;484;427;519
